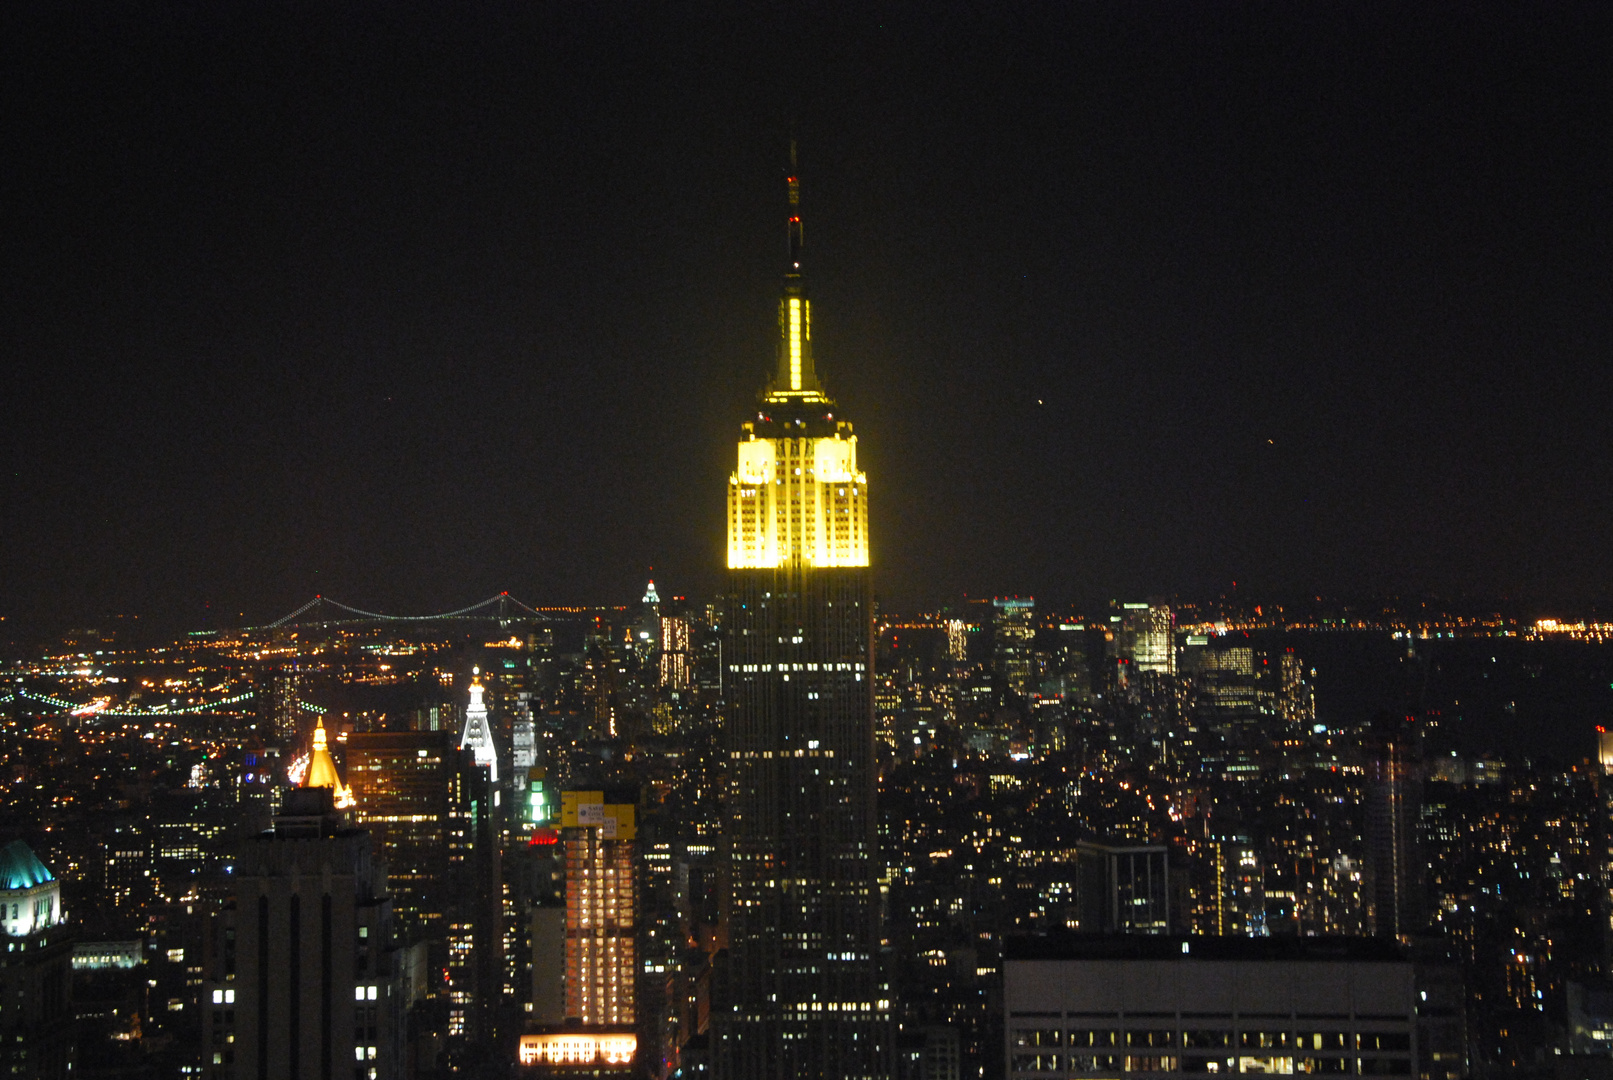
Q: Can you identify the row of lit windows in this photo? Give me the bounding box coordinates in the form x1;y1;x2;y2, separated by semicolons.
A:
733;477;864;491
1014;1032;1410;1052
1009;1056;1412;1076
731;662;864;672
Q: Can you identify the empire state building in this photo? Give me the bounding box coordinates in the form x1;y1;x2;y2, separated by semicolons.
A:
714;163;891;1080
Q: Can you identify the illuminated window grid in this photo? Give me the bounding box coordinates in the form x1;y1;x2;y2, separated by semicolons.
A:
728;436;867;569
564;828;637;1025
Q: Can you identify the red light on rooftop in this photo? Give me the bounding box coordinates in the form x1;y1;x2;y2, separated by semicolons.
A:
530;828;560;846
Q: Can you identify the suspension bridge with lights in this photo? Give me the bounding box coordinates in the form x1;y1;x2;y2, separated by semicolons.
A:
2;688;260;719
260;592;554;630
3;594;568;722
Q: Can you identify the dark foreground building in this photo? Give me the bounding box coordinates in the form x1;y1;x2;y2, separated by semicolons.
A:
227;785;402;1080
712;162;890;1080
1003;935;1417;1080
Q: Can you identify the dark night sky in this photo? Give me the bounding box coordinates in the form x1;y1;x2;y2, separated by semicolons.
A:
3;3;1610;630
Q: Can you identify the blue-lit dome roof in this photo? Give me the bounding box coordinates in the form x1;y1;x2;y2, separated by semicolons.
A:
0;840;55;890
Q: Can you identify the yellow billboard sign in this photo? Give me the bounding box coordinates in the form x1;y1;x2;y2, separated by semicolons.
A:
559;791;635;840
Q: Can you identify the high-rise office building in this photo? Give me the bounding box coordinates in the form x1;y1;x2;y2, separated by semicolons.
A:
1600;728;1613;969
0;841;73;1078
225;785;400;1080
715;158;889;1080
306;717;356;808
993;599;1036;695
343;732;475;943
660;616;692;690
560;791;637;1026
1119;602;1176;676
268;665;301;743
1364;713;1423;942
342;729;499;1041
518;790;640;1073
456;675;506;1042
513;707;538;788
945;619;968;665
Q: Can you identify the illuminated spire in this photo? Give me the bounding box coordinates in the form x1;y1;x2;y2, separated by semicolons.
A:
786;138;804;277
771;141;824;401
460;667;499;782
728;150;869;569
304;717;355;808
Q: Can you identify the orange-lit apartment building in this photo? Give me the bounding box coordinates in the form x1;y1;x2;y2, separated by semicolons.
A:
519;789;639;1074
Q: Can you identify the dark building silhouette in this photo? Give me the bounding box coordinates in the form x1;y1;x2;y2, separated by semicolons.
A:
225;785;401;1080
344;726;500;1046
1004;935;1417;1080
713;160;890;1080
1364;712;1424;941
1076;841;1173;934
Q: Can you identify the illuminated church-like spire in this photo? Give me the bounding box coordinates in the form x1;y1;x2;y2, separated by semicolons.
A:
460;668;499;782
304;716;355;808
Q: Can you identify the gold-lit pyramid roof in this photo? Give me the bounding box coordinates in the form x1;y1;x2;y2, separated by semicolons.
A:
305;717;355;808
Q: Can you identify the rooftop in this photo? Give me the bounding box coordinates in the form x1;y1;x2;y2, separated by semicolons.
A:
1002;934;1406;964
0;840;56;891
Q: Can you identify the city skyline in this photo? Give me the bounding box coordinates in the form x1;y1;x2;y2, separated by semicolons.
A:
5;562;1613;1073
4;9;1613;1076
5;5;1612;633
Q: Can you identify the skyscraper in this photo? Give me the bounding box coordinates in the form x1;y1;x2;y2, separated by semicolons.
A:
1110;601;1176;677
1599;728;1613;969
715;158;890;1080
945;619;968;665
518;790;639;1073
560;790;638;1028
992;598;1036;694
342;731;474;946
342;728;498;1042
226;785;400;1080
460;669;499;783
0;841;72;1078
1365;712;1423;942
659;615;692;690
